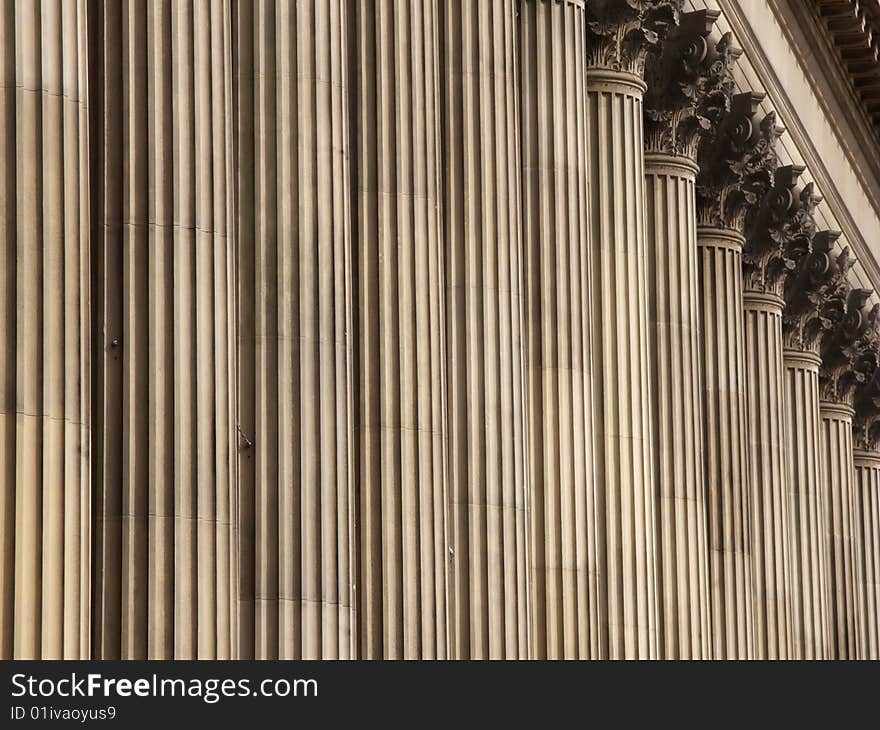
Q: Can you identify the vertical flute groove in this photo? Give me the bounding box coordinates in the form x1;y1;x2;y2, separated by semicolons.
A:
4;0;880;665
353;0;448;659
698;228;755;659
0;0;91;659
588;71;658;660
743;291;793;659
234;0;356;660
819;402;865;659
853;450;880;660
520;0;598;659
443;0;529;659
644;156;711;659
90;0;236;659
783;350;832;658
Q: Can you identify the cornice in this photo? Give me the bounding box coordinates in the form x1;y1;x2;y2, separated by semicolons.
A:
716;0;880;294
811;0;880;136
768;0;880;195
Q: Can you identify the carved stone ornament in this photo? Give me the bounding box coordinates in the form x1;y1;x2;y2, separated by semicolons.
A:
819;285;878;406
644;10;742;158
854;334;880;451
586;0;683;77
696;93;784;231
782;231;845;352
743;167;824;294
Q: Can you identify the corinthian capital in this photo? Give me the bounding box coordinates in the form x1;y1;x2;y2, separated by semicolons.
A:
782;231;843;352
696;93;784;231
586;0;682;77
854;340;880;451
743;166;823;294
819;286;877;406
644;11;742;158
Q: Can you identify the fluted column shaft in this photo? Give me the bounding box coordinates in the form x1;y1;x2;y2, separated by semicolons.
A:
520;0;598;659
91;0;237;659
783;350;832;658
443;0;529;659
743;291;793;658
853;449;880;660
819;401;866;658
234;0;356;660
353;0;448;659
644;154;710;659
0;0;91;659
587;69;658;660
697;226;754;659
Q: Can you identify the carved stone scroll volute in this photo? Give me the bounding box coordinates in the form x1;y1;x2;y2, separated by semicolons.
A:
853;329;880;452
696;93;784;232
782;231;845;352
743;167;826;295
644;10;742;158
586;0;683;77
819;286;877;406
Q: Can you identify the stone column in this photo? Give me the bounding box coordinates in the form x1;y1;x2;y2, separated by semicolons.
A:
695;93;781;659
698;225;752;660
817;287;874;659
740;167;818;659
584;0;679;661
852;360;880;661
852;445;880;660
443;0;529;659
783;350;829;658
233;0;356;660
0;0;91;659
519;0;598;660
818;401;862;659
781;231;841;659
353;0;448;659
644;154;711;659
90;0;237;659
641;10;736;659
743;289;791;658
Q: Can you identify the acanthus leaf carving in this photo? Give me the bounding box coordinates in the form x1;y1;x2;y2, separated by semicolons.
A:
818;284;877;406
743;166;824;295
644;11;741;158
853;343;880;452
782;230;843;353
696;93;784;231
586;0;683;77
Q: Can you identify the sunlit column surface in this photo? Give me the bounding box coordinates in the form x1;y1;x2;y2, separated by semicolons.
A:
352;0;448;659
233;0;356;660
695;92;781;658
519;0;598;660
90;0;237;659
0;0;91;659
444;0;530;659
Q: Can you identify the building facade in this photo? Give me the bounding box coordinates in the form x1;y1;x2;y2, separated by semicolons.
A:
1;0;879;659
